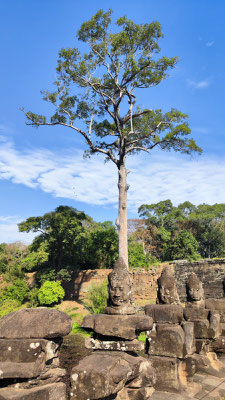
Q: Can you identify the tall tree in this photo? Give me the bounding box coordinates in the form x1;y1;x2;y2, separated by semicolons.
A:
22;10;201;268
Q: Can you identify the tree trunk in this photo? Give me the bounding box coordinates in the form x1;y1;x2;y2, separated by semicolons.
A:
117;163;129;268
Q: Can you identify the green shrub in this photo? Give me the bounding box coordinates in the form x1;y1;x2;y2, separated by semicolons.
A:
128;239;151;269
0;300;25;318
85;280;108;314
38;281;65;306
1;279;30;305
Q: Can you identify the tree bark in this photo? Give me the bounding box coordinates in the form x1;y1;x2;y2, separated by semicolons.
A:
117;163;129;268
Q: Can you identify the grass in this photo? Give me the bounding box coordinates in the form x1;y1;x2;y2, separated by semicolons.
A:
71;322;92;338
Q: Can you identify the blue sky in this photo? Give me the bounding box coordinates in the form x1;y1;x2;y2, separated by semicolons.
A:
0;0;225;243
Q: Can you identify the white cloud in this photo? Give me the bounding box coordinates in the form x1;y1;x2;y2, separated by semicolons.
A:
186;79;210;89
1;137;225;222
206;41;214;47
0;216;37;244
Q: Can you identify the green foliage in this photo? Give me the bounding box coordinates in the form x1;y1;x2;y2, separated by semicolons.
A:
0;279;30;305
19;207;118;280
23;10;201;173
85;280;108;314
138;200;225;261
128;238;151;269
0;300;25;318
138;332;147;343
165;230;199;261
71;322;92;337
38;281;65;306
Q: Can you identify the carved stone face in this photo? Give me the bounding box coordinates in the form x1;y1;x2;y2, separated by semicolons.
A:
108;279;132;306
157;266;179;304
158;283;178;304
187;273;204;302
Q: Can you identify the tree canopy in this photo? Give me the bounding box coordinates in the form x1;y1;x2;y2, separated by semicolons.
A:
22;9;201;267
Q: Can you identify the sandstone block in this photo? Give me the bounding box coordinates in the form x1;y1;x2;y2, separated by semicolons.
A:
0;359;45;379
70;352;153;400
208;310;221;338
149;356;180;391
195;339;210;354
183;306;209;322
0;382;66;400
193;320;209;339
82;314;153;340
85;337;144;352
117;387;155;400
148;325;185;358
0;309;72;339
182;321;195;356
0;339;59;364
144;304;183;324
209;336;225;353
205;298;225;313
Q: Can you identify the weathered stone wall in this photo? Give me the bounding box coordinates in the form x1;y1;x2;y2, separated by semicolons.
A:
172;259;225;302
64;259;225;304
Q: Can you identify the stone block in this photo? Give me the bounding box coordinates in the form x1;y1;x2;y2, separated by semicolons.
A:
184;353;225;378
144;304;183;324
0;358;45;379
85;337;144;352
70;351;154;400
148;325;185;358
82;314;153;340
149;356;180;392
208;310;221;338
193;320;209;339
182;322;195;356
195;339;210;354
205;298;225;313
0;339;59;364
209;336;225;353
0;382;66;400
183;306;209;322
0;309;72;339
117;387;155;400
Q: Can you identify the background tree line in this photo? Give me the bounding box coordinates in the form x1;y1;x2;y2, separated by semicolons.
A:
1;201;225;314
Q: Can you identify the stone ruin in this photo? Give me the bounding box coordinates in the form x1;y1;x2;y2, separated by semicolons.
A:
1;262;225;399
75;258;157;400
0;308;72;399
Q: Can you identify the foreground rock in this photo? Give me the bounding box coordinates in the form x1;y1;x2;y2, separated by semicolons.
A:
0;382;66;400
0;308;72;339
0;308;72;400
70;352;156;400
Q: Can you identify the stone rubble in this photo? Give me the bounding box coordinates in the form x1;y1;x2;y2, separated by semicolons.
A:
0;308;72;399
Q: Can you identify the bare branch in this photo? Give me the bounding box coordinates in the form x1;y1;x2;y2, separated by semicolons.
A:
126;145;150;154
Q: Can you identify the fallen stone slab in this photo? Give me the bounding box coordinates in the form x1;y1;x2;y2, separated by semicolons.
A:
144;304;184;324
82;314;153;340
85;337;144;352
0;382;66;400
0;308;72;339
70;351;155;400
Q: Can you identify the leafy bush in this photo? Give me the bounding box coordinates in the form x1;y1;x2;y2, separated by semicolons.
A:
128;239;151;269
1;279;30;305
38;281;65;306
0;300;24;318
85;280;108;314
